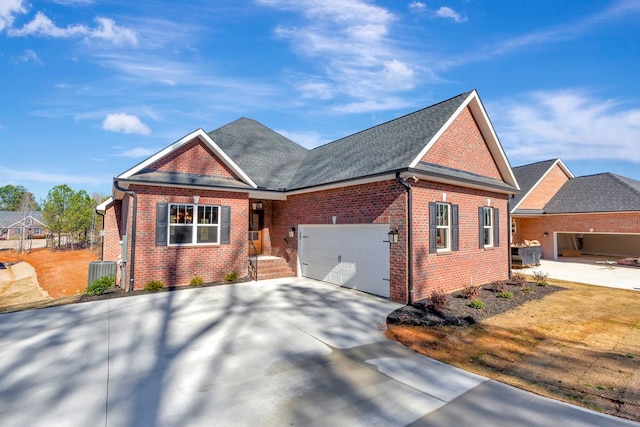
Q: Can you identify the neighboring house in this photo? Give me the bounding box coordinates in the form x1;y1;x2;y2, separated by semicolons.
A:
0;211;47;240
511;159;640;260
97;90;520;304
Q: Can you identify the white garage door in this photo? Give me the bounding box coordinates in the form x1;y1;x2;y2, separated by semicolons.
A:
299;224;391;298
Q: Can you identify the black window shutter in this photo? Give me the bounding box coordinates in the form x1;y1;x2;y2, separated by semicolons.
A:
452;204;459;251
493;208;500;247
156;202;168;246
221;206;231;244
478;206;484;249
428;202;437;254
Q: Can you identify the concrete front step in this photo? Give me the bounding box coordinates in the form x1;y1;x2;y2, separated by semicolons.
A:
250;256;296;280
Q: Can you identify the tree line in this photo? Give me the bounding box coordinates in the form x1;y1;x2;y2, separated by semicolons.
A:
0;184;107;251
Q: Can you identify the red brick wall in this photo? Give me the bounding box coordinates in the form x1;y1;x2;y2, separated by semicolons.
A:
150;137;239;178
411;181;509;300
271;181;409;301
518;163;569;210
515;212;640;259
270;179;509;303
421;106;503;181
103;185;248;290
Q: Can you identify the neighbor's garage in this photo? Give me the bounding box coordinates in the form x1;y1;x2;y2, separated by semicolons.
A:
555;232;640;259
298;224;390;298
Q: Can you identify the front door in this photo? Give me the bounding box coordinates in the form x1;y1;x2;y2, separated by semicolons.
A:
249;211;263;255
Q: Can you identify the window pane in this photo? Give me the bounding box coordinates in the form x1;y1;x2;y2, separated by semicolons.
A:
170;205;178;223
198;206;219;224
197;226;218;243
437;228;449;249
484;208;492;226
437;204;449;226
484;228;492;246
170;225;193;244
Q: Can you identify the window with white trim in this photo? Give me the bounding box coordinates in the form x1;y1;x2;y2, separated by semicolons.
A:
169;204;219;245
436;202;450;251
483;207;493;247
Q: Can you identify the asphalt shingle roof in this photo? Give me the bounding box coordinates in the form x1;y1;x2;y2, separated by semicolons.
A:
544;173;640;213
511;159;559;208
208;91;472;191
208;118;308;190
0;211;45;228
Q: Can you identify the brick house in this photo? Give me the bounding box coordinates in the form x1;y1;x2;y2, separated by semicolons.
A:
511;159;640;260
0;211;47;240
97;90;520;303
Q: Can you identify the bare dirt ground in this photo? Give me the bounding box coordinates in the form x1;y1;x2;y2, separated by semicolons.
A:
387;278;640;422
0;248;98;312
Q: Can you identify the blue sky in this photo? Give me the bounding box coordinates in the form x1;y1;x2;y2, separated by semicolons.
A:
1;0;639;202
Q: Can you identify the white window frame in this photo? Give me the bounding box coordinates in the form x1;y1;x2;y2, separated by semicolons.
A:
436;202;451;252
168;203;220;246
483;207;494;248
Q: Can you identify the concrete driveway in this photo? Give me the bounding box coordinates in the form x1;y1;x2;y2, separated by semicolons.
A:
520;258;640;291
0;278;636;426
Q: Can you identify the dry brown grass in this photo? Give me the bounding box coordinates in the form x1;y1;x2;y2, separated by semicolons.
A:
387;278;640;421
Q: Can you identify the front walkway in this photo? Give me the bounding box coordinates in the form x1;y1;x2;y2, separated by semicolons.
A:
0;278;636;426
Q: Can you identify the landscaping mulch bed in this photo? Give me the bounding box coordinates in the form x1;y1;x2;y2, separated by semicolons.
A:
387;278;562;327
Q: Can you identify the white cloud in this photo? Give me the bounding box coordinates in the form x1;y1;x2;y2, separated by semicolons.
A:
408;2;465;22
0;167;106;186
53;0;95;5
490;90;640;163
275;130;326;149
114;147;157;158
17;49;42;64
408;2;426;14
90;17;137;46
259;0;418;112
102;113;151;135
9;11;87;37
331;97;415;114
435;6;466;23
0;0;26;32
8;12;137;46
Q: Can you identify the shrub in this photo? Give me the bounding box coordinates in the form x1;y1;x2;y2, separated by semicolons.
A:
497;291;513;299
537;281;549;287
86;275;115;296
190;275;204;286
532;270;549;284
144;280;164;292
469;300;486;309
489;280;507;293
429;289;449;312
522;287;534;293
510;273;528;287
223;272;238;283
461;285;481;300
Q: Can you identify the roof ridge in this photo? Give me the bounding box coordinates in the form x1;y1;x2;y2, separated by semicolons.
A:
309;90;473;151
513;158;558;169
607;172;640;197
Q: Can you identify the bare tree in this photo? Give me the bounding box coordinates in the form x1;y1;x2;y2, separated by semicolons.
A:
17;192;38;253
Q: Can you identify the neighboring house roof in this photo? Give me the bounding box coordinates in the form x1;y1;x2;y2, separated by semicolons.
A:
544;173;640;213
111;90;519;201
0;211;46;229
511;159;573;212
